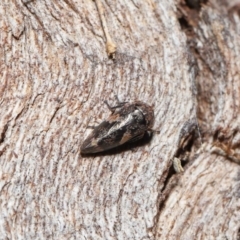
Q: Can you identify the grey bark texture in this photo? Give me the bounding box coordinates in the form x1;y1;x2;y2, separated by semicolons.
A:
0;0;240;239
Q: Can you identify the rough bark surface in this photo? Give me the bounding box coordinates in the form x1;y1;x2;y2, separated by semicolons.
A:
0;0;239;239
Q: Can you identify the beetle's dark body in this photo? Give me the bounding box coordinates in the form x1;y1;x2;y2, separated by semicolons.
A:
80;100;154;154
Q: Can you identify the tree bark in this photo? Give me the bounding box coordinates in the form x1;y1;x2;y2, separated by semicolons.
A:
0;0;239;239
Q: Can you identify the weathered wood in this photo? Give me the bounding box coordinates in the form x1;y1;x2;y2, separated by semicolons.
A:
0;0;239;239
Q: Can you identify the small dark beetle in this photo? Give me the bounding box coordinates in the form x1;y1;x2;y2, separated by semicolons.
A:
81;96;154;154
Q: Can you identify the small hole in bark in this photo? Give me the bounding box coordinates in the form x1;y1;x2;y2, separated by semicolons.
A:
178;16;191;30
0;124;8;144
185;0;208;10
